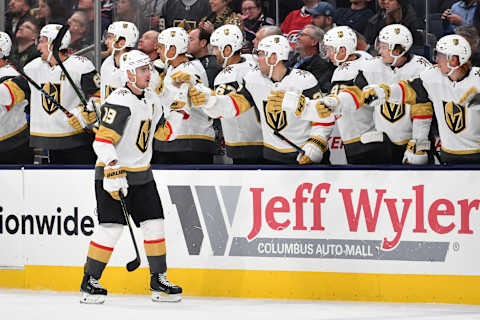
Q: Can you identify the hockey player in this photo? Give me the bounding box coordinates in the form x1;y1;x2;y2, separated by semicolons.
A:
80;50;183;304
177;34;331;164
202;24;263;163
268;26;391;164
0;24;99;164
363;34;480;164
152;27;214;164
100;21;139;104
0;32;33;164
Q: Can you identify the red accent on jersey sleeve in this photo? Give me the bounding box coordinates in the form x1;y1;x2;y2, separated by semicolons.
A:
229;95;240;117
312;122;335;126
398;82;406;105
343;89;360;109
95;138;113;144
166;121;173;141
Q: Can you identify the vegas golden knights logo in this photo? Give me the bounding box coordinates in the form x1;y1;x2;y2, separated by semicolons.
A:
136;119;152;153
105;85;117;99
338;31;344;38
381;101;405;123
443;101;466;133
263;100;287;132
41;82;61;115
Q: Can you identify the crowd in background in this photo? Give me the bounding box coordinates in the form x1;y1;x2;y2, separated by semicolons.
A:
1;0;480;165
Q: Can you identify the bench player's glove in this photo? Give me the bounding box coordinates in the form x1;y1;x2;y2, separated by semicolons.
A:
103;164;128;201
403;139;430;165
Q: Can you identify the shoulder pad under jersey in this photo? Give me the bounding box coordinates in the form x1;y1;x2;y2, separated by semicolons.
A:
331;59;363;82
283;69;318;90
105;87;135;106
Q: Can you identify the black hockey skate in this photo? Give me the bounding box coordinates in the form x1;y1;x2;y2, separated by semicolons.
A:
150;272;182;302
80;274;107;304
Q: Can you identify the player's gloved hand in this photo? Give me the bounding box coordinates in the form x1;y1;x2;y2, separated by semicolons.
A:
402;139;430;165
272;90;307;116
362;84;389;106
153;59;166;73
171;71;192;87
321;95;341;113
297;139;326;164
154;110;184;141
68;104;97;130
103;164;128;201
266;90;285;114
189;84;215;108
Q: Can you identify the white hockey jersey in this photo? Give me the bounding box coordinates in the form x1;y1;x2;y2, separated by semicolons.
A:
100;54;123;104
0;64;28;152
413;66;480;154
154;60;215;153
94;86;178;184
212;60;263;159
4;55;98;150
362;55;432;144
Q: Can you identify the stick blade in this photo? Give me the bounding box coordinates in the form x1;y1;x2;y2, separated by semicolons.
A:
126;258;140;272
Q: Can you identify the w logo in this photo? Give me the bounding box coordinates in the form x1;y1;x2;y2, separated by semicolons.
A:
167;186;241;256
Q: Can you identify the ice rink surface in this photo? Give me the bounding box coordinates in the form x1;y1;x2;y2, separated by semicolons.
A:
2;289;480;320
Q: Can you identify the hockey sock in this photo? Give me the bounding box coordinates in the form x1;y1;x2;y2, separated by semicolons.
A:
85;223;123;279
141;219;167;274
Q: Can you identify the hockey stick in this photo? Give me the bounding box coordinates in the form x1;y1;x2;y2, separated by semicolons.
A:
51;25;89;108
273;130;305;156
119;193;141;272
6;59;74;118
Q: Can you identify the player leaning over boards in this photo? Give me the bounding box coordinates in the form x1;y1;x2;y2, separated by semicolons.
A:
100;21;139;104
0;32;33;164
363;34;480;165
80;50;183;304
175;34;331;164
0;24;99;164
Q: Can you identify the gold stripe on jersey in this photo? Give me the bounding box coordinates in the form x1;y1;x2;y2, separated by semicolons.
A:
176;134;215;141
399;80;417;105
144;240;166;256
441;146;480;155
392;138;410;146
411;102;433;119
96;125;121;144
263;142;296;153
0;124;28;141
30;129;84;137
457;87;478;105
228;93;252;116
342;137;361;145
4;80;26;105
96;162;151;171
226;141;264;146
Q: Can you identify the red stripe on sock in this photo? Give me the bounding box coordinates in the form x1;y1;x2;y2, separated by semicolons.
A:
90;241;114;251
144;238;165;244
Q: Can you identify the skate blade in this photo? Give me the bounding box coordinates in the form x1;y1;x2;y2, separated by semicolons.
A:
80;292;106;304
151;291;182;302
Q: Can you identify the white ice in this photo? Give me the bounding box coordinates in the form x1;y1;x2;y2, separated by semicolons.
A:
1;289;480;320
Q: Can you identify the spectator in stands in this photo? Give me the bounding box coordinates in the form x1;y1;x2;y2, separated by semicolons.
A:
188;28;222;88
364;0;422;46
79;0;109;36
354;29;371;53
160;0;211;31
442;0;478;34
10;17;40;68
139;0;167;30
200;0;242;33
456;24;480;66
240;0;275;53
288;24;334;94
335;0;374;34
308;1;336;32
67;10;92;57
37;0;66;28
115;0;149;34
281;0;320;48
475;0;480;34
5;0;33;40
138;30;160;61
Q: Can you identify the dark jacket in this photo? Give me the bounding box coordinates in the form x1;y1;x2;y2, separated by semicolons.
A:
364;5;423;47
289;53;335;94
198;55;222;89
334;7;375;34
10;43;40;69
5;12;32;40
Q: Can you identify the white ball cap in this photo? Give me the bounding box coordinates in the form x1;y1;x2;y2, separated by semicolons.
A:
39;24;71;50
0;32;12;58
